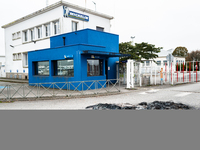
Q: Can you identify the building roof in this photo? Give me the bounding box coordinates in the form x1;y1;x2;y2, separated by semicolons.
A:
156;49;172;57
2;0;113;28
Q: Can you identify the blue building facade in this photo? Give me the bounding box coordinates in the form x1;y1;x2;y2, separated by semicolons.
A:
28;29;122;90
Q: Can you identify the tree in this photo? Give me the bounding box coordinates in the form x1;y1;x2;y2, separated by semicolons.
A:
186;50;200;61
172;47;188;57
119;42;162;62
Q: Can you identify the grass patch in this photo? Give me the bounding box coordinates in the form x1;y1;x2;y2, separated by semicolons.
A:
0;101;14;103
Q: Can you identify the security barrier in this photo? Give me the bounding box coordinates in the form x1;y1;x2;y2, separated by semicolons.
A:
0;79;121;100
124;60;200;88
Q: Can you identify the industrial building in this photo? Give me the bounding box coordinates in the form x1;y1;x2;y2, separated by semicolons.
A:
28;29;123;90
1;0;113;80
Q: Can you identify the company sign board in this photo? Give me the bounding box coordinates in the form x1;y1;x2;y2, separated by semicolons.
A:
63;6;89;22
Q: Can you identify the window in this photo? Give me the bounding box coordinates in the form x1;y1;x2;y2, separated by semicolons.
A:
96;26;104;32
18;53;22;60
87;59;103;76
37;26;42;39
23;30;28;42
23;53;28;67
146;61;150;66
157;61;161;66
55;60;74;76
30;29;35;41
13;54;17;60
12;33;16;40
37;61;49;76
45;23;51;37
17;32;21;38
53;21;60;35
163;60;168;66
72;21;78;32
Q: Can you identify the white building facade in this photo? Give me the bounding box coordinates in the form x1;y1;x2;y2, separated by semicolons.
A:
142;50;185;72
0;55;6;77
2;1;113;79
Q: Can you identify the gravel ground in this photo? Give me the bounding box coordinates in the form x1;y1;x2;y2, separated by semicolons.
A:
0;82;200;110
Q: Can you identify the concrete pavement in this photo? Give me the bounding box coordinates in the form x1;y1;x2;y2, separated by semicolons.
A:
0;82;199;110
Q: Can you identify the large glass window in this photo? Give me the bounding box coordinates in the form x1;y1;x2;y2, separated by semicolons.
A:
87;59;103;76
37;61;49;75
55;60;74;76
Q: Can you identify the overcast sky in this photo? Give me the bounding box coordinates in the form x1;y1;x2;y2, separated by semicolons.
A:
1;0;200;55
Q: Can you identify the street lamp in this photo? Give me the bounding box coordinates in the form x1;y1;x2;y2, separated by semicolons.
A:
131;36;135;46
92;1;96;11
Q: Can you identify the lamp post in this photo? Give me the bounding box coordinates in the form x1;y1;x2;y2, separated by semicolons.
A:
92;1;96;11
131;36;135;46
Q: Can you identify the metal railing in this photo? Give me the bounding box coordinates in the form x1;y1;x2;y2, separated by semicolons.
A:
0;79;121;100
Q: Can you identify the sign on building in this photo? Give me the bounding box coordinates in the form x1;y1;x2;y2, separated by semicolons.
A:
63;6;89;22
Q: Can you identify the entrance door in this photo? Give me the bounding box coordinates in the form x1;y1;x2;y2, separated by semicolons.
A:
105;60;108;79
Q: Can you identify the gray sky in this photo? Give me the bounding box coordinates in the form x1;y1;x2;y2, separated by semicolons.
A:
1;0;200;56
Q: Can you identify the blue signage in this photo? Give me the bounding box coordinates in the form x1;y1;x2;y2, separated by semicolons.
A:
63;6;89;22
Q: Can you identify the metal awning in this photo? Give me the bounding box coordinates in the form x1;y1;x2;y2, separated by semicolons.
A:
82;50;130;57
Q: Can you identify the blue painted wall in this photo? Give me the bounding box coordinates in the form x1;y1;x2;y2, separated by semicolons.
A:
28;29;119;90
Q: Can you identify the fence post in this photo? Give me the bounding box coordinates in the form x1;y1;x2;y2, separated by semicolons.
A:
119;79;121;92
151;61;153;85
7;85;10;99
196;61;198;83
193;61;195;82
155;66;156;85
189;62;191;82
23;84;25;98
183;63;184;83
139;62;142;87
126;60;130;88
186;62;187;82
82;82;84;95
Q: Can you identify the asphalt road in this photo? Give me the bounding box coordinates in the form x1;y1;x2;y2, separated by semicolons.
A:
0;82;200;110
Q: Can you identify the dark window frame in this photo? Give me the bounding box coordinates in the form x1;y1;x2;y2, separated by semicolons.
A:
53;59;74;77
96;26;104;32
87;59;103;77
33;61;50;76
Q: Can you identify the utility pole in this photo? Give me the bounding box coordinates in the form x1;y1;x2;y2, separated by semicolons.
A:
46;0;49;7
131;36;135;46
92;1;96;11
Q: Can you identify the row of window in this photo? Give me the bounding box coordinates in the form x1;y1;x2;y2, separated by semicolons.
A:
13;53;28;67
143;60;185;66
13;19;105;43
33;59;103;77
13;53;22;60
23;20;60;43
12;32;21;40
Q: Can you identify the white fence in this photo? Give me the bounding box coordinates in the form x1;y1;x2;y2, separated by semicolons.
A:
126;60;200;88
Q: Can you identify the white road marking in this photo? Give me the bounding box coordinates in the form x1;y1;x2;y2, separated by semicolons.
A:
139;92;147;95
139;89;159;95
175;92;192;97
146;89;159;93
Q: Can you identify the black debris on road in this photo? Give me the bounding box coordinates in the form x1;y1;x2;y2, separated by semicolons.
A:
86;101;193;110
